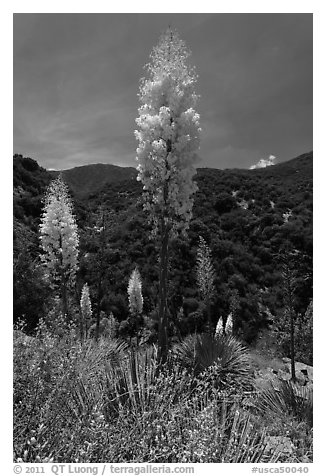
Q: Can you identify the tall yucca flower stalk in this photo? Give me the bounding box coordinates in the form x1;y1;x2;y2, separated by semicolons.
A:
80;283;92;339
135;28;201;364
39;175;79;319
196;235;216;335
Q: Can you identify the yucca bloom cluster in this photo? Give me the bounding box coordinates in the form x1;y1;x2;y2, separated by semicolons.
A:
39;176;79;288
128;268;143;316
135;28;201;235
214;314;233;337
225;313;233;335
215;317;223;337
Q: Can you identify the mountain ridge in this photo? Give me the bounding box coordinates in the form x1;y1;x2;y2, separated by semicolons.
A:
45;150;312;197
49;162;138;196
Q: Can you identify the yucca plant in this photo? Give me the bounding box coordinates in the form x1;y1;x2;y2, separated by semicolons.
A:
103;345;194;420
172;333;253;390
103;345;158;417
136;392;281;463
189;404;273;463
39;338;130;429
256;380;313;428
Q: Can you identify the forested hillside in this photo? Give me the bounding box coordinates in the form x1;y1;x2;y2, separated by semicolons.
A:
52;162;137;196
13;151;312;349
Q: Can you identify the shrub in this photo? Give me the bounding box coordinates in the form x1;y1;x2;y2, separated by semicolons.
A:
172;333;252;390
14;325;311;463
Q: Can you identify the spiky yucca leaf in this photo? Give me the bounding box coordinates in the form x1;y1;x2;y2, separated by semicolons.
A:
256;380;313;428
52;339;129;424
173;397;281;463
104;345;158;416
77;338;129;379
220;409;268;463
58;376;100;423
103;345;195;419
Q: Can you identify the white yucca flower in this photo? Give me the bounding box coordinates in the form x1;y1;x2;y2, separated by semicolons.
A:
135;27;201;235
80;283;92;323
215;317;223;337
128;267;143;316
39;176;79;287
225;313;233;335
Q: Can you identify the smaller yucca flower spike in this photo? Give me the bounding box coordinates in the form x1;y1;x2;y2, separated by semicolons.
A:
225;313;233;335
80;283;92;331
215;317;223;337
128;267;143;316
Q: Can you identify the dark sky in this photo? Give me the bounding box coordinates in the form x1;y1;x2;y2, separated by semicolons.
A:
13;13;313;170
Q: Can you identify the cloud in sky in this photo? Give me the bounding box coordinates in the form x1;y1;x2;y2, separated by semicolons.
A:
249;155;276;170
13;13;312;170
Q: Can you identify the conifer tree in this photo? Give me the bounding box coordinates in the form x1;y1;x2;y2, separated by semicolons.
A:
196;235;216;334
39;176;79;319
135;28;201;363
